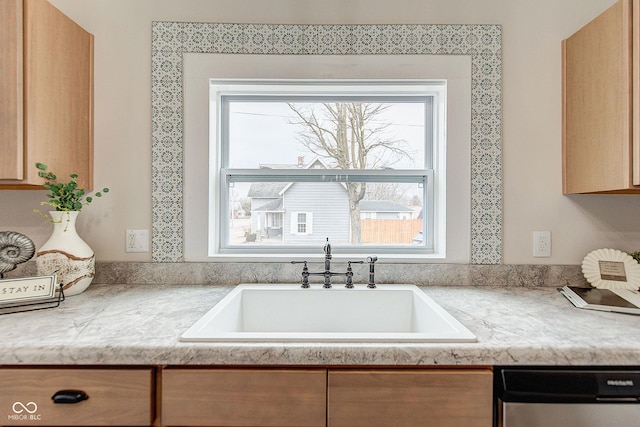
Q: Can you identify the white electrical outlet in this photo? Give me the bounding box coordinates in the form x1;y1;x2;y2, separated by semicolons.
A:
533;231;551;257
126;229;150;253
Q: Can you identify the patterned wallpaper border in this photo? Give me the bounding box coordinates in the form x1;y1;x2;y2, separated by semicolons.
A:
151;23;503;263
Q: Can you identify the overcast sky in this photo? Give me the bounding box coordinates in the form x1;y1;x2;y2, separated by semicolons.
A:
227;101;426;169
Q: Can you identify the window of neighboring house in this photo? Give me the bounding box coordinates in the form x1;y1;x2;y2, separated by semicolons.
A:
211;80;445;256
291;212;312;235
268;213;281;228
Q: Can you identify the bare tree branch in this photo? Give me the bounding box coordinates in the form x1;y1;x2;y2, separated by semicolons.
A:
287;101;411;243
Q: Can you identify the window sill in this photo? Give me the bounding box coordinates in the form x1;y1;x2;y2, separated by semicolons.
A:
198;252;446;264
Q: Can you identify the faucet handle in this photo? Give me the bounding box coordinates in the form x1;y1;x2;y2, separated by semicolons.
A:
291;261;310;288
366;256;378;289
345;260;364;289
345;262;354;289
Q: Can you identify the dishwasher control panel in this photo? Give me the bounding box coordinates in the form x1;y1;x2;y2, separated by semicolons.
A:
494;366;640;427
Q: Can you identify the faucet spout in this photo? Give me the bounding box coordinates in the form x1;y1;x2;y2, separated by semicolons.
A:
324;238;332;270
291;239;377;289
323;238;332;287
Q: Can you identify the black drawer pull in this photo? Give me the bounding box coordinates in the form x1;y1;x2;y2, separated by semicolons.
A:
51;390;89;404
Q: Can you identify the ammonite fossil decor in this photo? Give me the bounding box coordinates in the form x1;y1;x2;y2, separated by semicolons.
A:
0;231;36;278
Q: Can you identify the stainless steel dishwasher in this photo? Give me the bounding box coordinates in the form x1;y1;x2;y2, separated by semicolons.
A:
495;367;640;427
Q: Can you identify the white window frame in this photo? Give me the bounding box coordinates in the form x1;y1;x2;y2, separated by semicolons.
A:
210;79;446;257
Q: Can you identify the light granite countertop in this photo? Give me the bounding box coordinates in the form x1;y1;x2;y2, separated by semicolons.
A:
0;283;638;366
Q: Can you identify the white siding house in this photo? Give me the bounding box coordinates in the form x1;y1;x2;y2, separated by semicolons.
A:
282;180;350;245
246;157;414;244
247;158;351;244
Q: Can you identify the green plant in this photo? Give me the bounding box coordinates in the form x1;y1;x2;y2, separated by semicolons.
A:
630;251;640;264
34;163;109;212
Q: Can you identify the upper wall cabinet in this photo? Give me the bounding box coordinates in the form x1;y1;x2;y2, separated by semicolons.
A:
562;0;640;194
0;0;93;189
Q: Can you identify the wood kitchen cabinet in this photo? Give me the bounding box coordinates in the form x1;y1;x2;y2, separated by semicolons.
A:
161;368;327;427
562;0;640;194
160;367;492;427
0;0;93;189
0;367;155;426
0;365;492;426
327;368;493;427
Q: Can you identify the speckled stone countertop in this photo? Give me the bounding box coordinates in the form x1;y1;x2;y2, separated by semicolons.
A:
0;283;638;366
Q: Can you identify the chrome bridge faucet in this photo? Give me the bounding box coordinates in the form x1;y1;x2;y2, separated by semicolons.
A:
291;238;377;289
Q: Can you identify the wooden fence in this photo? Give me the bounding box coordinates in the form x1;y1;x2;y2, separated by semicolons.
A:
360;218;422;244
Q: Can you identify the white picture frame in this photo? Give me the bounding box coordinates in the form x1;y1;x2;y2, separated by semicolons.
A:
582;248;640;291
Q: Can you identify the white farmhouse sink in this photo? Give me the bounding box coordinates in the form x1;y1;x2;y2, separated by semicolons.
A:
181;284;476;342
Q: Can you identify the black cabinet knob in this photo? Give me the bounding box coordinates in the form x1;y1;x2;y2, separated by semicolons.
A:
51;390;89;404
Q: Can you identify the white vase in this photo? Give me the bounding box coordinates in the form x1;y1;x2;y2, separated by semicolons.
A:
36;211;95;296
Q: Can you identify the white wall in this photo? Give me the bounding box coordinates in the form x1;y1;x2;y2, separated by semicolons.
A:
3;0;637;265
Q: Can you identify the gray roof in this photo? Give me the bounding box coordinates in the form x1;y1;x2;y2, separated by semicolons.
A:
252;198;283;212
359;200;412;213
247;182;287;198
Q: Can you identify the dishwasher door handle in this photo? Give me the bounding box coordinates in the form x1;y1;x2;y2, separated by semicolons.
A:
595;396;640;402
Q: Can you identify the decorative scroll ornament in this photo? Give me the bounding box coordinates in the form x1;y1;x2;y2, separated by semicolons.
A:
0;231;36;277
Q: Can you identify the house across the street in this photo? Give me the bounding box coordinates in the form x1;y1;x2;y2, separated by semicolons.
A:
246;158;420;245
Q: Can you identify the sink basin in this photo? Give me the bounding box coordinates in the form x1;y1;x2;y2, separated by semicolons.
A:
181;284;476;342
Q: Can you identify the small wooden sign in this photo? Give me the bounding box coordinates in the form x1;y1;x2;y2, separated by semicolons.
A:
0;276;57;305
598;260;628;282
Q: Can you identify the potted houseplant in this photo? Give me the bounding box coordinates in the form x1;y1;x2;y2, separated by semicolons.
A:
34;163;109;296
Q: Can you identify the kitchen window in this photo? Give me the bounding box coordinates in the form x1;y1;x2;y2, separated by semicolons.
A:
211;80;446;256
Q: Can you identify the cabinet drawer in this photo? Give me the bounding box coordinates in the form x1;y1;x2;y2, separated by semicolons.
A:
0;368;154;426
162;368;326;427
328;368;493;427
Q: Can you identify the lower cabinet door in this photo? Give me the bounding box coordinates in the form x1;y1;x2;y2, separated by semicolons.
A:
161;368;326;427
0;368;154;426
327;368;493;427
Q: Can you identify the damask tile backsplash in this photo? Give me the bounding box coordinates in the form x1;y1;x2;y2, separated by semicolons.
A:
151;23;502;263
